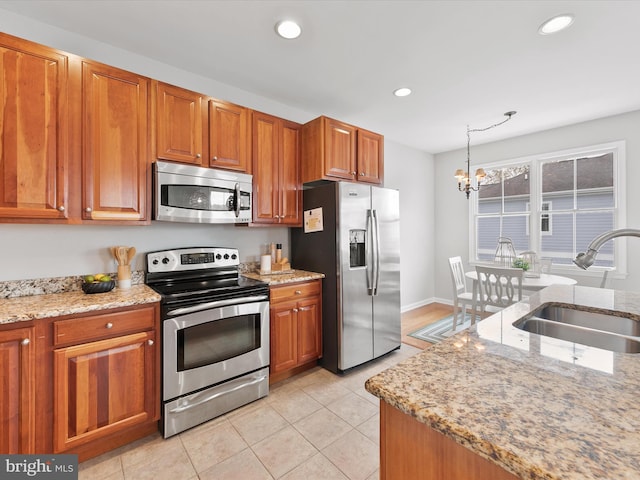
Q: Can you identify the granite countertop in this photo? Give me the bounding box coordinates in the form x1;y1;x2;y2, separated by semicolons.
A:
242;269;324;285
0;284;161;325
365;285;640;480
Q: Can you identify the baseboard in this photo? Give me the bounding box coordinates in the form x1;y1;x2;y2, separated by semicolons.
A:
401;297;453;313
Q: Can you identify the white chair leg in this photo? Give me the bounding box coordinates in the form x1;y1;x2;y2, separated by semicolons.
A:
452;303;459;331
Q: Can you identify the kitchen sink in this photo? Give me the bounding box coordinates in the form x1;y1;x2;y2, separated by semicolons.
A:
513;305;640;354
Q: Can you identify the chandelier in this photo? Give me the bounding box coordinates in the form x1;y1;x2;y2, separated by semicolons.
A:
455;111;517;199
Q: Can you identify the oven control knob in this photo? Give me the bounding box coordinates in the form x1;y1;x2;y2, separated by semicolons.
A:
216;254;222;260
223;254;230;260
152;259;159;265
231;253;237;260
162;257;170;264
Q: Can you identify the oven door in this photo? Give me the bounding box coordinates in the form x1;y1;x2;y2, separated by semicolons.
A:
163;297;269;401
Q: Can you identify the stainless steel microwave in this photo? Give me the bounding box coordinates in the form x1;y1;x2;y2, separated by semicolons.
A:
154;161;252;224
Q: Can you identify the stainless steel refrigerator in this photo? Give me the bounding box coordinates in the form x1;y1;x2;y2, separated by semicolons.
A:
291;182;401;373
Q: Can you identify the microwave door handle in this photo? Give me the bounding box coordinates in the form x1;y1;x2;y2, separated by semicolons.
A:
234;183;241;217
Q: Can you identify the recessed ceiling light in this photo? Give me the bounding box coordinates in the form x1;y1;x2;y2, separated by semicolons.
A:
393;87;412;97
538;14;574;35
275;20;302;39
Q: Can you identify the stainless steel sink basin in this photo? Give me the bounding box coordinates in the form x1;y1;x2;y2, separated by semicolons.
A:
513;305;640;353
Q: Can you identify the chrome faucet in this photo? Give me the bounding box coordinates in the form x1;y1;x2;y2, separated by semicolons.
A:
573;228;640;269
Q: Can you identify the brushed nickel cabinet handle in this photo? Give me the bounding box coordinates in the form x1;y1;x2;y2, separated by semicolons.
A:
21;338;30;346
148;339;154;346
105;322;113;329
295;290;302;295
293;308;298;313
196;153;201;158
360;172;365;176
212;156;218;161
85;207;92;213
350;171;356;175
57;205;65;212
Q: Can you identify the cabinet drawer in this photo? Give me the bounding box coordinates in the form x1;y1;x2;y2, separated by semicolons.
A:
270;280;321;303
53;305;155;346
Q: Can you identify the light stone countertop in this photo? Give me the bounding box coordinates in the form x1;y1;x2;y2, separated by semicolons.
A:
365;285;640;480
0;284;161;325
242;269;324;285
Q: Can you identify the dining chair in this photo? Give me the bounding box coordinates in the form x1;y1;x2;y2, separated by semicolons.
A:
475;265;524;314
448;256;476;331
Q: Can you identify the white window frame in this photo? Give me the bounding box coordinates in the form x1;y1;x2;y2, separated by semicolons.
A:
469;141;627;278
525;201;552;236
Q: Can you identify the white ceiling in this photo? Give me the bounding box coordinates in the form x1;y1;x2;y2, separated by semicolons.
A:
1;0;639;154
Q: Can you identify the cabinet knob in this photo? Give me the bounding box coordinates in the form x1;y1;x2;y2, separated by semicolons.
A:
350;171;357;175
196;153;201;158
85;207;92;213
295;290;302;295
21;338;30;346
293;308;299;313
57;205;65;212
105;322;113;329
359;172;365;176
148;339;154;346
274;215;280;219
212;156;218;161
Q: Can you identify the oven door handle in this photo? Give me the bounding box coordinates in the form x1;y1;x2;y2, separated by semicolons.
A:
168;374;268;413
166;294;269;316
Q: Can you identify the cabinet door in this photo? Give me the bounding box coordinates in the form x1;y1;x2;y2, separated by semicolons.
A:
156;82;204;165
297;297;322;364
209;99;250;172
324;118;356;180
0;36;69;220
279;120;302;226
82;61;149;222
357;129;384;185
0;326;35;454
252;112;279;223
53;331;156;452
270;303;298;374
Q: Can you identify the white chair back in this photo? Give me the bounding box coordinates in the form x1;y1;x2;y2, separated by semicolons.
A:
448;256;467;298
476;265;524;310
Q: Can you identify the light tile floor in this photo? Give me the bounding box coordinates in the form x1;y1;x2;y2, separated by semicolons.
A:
78;344;423;480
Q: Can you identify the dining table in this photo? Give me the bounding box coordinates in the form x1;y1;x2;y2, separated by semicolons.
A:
465;269;577;322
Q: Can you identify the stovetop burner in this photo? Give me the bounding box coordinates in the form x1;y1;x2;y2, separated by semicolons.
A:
145;247;269;306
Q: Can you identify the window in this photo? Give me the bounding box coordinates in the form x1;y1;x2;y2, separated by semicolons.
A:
471;141;625;273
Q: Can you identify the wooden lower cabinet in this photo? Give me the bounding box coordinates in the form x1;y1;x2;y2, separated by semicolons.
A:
51;304;160;460
53;330;157;453
0;325;36;454
269;280;322;383
380;401;518;480
0;302;160;461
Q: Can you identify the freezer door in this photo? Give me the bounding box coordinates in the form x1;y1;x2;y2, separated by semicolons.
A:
371;187;401;357
338;182;374;370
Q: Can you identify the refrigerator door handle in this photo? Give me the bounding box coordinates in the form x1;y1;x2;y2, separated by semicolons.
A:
372;209;381;296
366;209;374;295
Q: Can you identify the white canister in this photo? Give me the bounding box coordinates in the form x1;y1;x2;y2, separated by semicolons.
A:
260;254;272;274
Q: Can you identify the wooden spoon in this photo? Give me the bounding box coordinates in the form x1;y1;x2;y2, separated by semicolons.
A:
127;247;136;266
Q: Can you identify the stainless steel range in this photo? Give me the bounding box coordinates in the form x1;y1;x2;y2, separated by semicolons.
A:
145;247;270;438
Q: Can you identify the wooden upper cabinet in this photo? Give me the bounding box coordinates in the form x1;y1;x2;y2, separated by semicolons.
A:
155;82;205;165
280;120;302;224
357;128;384;185
0;35;70;221
209;99;250;173
301;116;384;185
0;325;36;454
252;111;301;225
81;61;150;223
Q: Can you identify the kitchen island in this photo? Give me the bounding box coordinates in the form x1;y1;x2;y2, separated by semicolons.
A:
365;285;640;480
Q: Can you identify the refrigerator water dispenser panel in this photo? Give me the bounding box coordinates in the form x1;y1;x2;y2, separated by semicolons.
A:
349;229;366;268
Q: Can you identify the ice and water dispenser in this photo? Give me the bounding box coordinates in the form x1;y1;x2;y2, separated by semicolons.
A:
349;229;366;268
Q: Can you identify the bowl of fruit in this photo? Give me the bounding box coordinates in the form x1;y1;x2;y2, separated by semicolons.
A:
82;274;116;294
